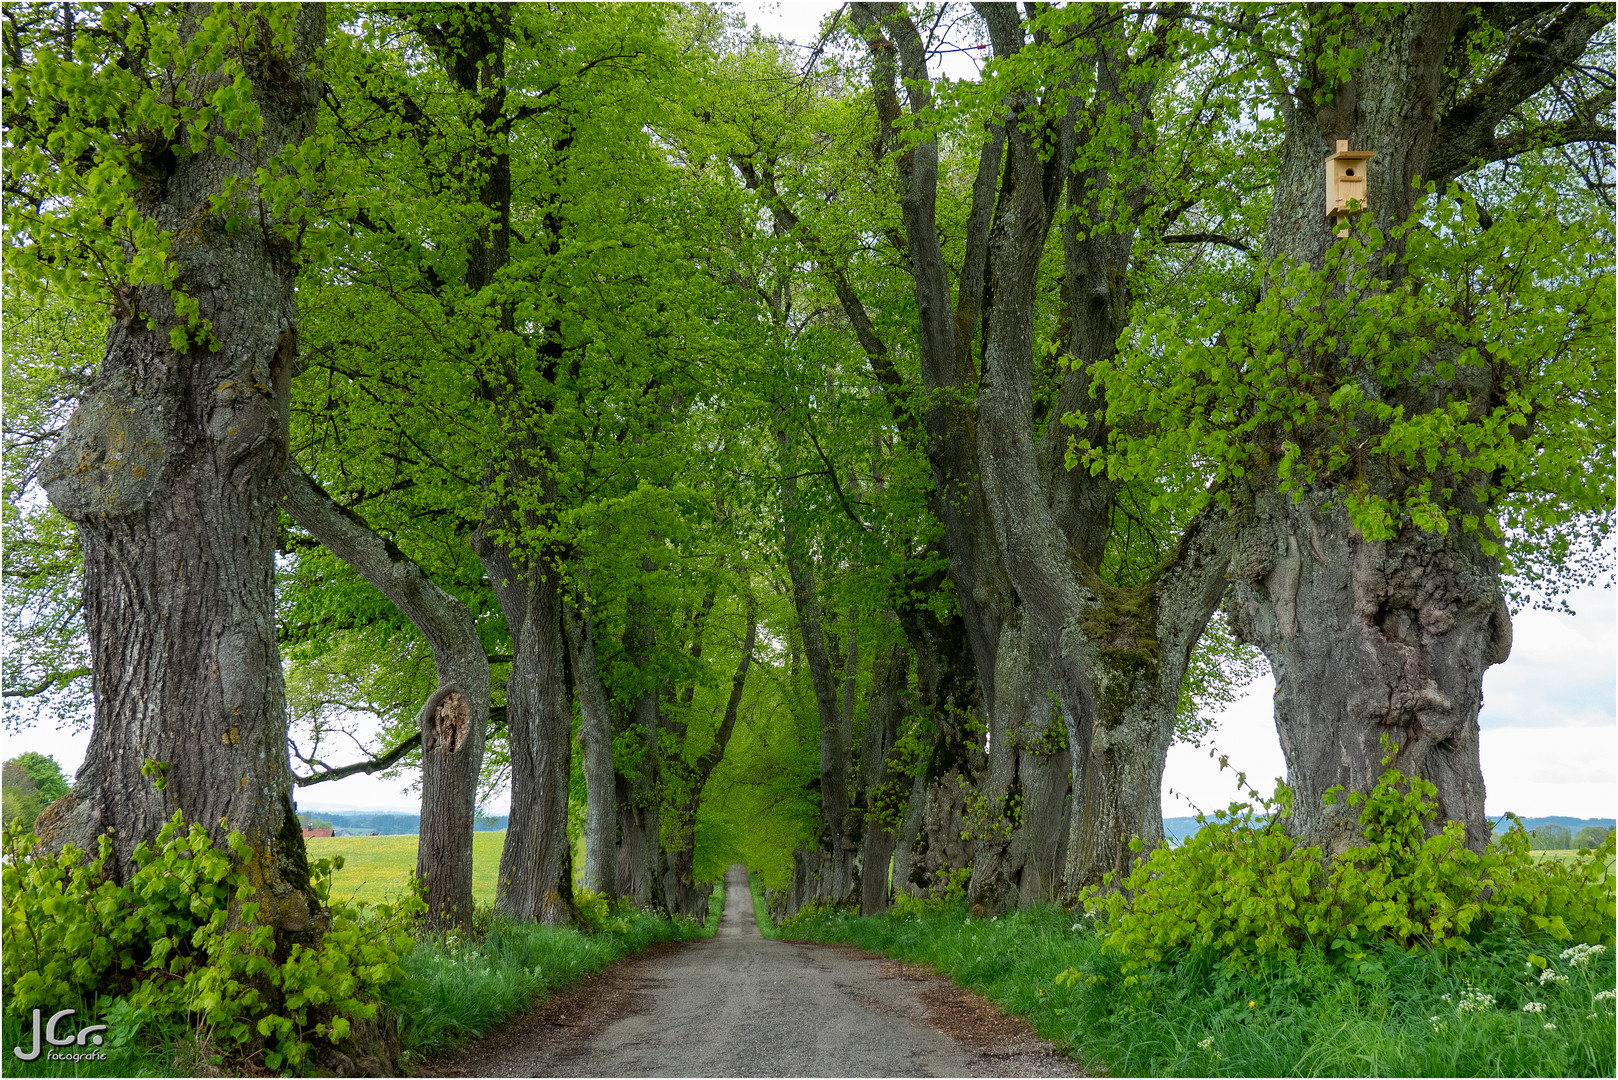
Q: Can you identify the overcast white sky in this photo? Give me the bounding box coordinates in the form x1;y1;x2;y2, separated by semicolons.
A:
6;3;1613;827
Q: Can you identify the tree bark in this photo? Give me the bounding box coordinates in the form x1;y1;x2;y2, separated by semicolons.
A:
1229;491;1510;853
475;514;574;924
280;468;491;930
562;587;616;899
36;6;324;925
1236;4;1607;851
858;642;907;914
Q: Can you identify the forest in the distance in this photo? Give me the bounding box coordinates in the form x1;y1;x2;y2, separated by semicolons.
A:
3;0;1614;932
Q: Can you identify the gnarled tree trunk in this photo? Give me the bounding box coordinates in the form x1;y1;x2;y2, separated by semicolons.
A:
37;6;324;926
1229;493;1509;853
1238;3;1605;849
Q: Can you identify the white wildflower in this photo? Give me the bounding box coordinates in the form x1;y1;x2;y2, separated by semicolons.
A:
1522;1002;1546;1014
1543;1022;1556;1031
1198;1037;1215;1051
1559;943;1606;967
1440;993;1452;1003
1456;988;1496;1013
1540;968;1570;987
1594;990;1616;1005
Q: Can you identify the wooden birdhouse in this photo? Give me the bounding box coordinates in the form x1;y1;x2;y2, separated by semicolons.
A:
1325;140;1375;235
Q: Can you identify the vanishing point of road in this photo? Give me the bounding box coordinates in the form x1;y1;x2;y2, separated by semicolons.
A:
446;864;1080;1077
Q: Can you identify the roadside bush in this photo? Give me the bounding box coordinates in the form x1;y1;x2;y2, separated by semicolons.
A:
1086;762;1616;973
2;814;419;1072
890;866;973;918
573;887;632;934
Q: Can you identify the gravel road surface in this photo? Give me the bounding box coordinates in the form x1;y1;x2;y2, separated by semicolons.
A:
445;864;1079;1077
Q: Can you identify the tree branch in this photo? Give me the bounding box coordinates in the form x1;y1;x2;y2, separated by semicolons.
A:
294;707;507;786
1429;6;1614;187
3;667;91;698
1161;231;1253;253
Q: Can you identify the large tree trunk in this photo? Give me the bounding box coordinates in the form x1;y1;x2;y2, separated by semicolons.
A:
615;687;662;909
966;612;1070;910
36;7;324;923
1229;493;1510;853
281;469;491;930
475;520;574;924
858;642;907;914
562;593;616;899
1238;4;1605;849
890;582;988;898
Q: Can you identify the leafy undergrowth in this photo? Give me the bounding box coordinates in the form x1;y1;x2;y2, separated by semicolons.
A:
2;814;721;1078
785;903;1616;1077
782;768;1615;1077
392;884;720;1066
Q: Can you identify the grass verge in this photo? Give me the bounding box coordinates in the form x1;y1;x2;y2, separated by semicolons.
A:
393;880;723;1066
749;871;780;938
779;903;1618;1077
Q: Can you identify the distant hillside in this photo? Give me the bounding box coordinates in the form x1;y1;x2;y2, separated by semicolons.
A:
1490;815;1616;835
1162;814;1615;845
296;809;508;836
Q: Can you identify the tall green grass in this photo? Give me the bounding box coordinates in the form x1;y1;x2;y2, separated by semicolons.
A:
782;904;1617;1077
392;882;723;1064
749;870;781;938
304;832;507;905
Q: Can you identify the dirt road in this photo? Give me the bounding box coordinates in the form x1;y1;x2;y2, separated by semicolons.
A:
446;864;1079;1077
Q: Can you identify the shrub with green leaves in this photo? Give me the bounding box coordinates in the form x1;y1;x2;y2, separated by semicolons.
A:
1086;765;1616;974
2;813;420;1072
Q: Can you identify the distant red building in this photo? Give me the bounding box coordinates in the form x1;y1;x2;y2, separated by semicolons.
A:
302;827;333;838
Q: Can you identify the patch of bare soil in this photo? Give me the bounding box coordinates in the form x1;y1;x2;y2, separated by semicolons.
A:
795;942;1088;1077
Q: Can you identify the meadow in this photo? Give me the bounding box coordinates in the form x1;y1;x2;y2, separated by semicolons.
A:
305;832;508;905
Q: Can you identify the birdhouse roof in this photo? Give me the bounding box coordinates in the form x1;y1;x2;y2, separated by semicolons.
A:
1326;140;1375;161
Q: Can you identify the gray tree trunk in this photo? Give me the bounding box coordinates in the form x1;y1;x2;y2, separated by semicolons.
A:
37;7;324;924
966;613;1070;910
562;592;617;899
858;643;907;914
852;4;1238;899
475;520;574;924
281;469;491;930
1238;4;1604;850
1229;492;1510;853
